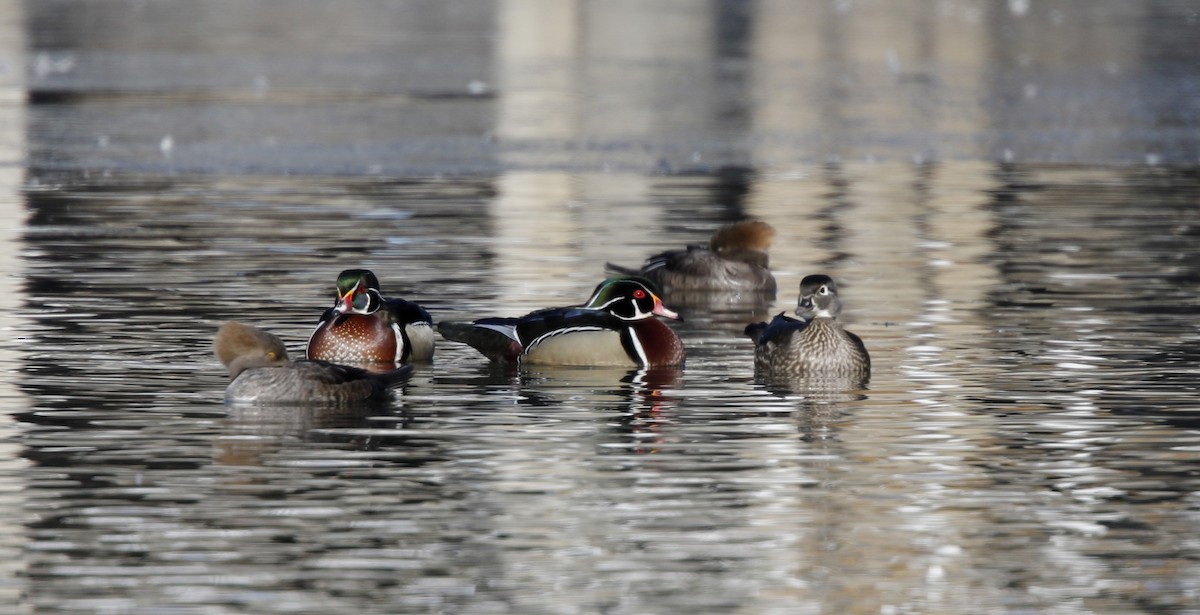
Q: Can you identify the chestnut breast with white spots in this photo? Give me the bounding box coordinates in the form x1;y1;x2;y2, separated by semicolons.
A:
307;314;401;364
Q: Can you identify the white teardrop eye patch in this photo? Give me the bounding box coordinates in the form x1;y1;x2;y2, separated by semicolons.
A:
817;285;830;295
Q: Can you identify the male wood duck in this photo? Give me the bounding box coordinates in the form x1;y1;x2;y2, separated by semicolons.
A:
606;220;777;294
215;321;413;404
438;277;686;367
744;274;870;380
306;269;435;366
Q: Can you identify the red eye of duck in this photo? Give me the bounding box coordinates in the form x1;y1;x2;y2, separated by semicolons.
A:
633;289;646;299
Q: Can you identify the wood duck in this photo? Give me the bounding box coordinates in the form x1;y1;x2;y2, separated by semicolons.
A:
438;277;686;367
306;269;435;366
215;321;413;404
606;220;777;294
744;274;870;381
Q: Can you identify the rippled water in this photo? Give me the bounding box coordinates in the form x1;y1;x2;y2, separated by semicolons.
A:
2;165;1198;614
4;1;1200;614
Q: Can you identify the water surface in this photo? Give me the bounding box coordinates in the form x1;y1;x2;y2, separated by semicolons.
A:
5;165;1200;614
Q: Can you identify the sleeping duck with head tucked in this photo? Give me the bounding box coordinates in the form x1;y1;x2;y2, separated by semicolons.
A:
606;220;777;295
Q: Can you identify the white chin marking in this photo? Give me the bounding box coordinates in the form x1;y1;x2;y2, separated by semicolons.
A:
815;309;834;318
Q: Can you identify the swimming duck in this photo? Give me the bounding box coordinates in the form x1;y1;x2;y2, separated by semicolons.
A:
217;321;413;404
306;269;435;365
744;274;870;380
606;220;777;294
438;277;686;367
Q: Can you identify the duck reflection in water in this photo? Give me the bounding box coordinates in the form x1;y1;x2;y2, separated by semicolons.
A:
515;365;682;456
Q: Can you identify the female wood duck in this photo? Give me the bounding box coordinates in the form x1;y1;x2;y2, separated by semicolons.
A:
306;269;435;366
215;321;413;404
606;220;777;294
744;274;870;381
438;277;686;367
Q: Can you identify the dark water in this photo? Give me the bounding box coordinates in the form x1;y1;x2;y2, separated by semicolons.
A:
3;2;1200;614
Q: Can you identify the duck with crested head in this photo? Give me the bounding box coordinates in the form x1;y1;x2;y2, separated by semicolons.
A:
306;269;434;367
217;321;413;404
606;220;777;294
744;274;870;382
438;277;686;368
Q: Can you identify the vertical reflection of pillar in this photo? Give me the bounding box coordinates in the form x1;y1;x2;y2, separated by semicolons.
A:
0;0;27;607
748;0;837;168
493;0;585;309
492;1;722;307
571;0;715;272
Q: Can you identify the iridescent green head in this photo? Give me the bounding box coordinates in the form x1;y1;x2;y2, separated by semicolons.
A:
333;269;383;315
583;277;680;321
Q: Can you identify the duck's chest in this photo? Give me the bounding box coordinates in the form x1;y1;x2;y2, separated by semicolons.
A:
792;320;864;372
309;314;401;364
627;318;686;367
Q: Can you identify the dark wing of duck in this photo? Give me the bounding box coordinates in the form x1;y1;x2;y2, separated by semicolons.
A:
289;360;414;401
382;298;433;327
440;307;627;362
438;317;524;362
605;245;703;277
745;312;808;346
513;307;625;348
300;360;413;387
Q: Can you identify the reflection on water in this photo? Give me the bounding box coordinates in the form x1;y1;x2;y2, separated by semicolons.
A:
6;164;1200;613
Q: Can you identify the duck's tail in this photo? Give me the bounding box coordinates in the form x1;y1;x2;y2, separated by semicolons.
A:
372;363;416;390
604;262;642;277
744;321;768;343
438;320;523;363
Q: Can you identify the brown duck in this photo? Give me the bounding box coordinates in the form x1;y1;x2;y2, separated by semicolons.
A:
606;220;777;294
216;321;413;404
745;274;870;381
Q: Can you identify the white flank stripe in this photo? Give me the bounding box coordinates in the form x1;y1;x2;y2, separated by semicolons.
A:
476;323;520;341
527;326;605;351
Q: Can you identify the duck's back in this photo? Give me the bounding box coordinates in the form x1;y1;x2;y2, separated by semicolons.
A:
627;246;772;293
225;362;411;405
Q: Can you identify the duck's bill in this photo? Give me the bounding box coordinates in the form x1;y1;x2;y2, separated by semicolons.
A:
652;300;681;321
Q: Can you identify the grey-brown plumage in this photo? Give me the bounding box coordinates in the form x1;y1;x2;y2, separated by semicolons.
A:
606;220;777;293
744;275;869;383
215;321;413;405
